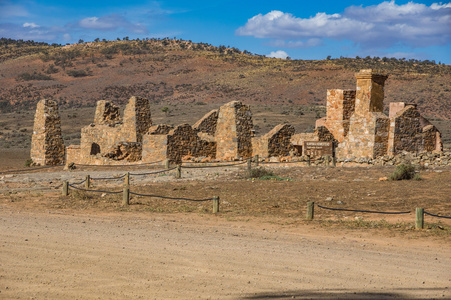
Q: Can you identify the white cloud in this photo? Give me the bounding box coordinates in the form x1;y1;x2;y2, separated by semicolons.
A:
267;50;289;59
23;22;40;28
236;1;451;49
78;14;148;33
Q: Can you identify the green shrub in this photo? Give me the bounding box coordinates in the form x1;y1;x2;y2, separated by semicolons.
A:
389;164;417;180
248;167;274;178
24;158;33;167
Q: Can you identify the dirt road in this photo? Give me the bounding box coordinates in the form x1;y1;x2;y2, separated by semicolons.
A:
1;207;450;299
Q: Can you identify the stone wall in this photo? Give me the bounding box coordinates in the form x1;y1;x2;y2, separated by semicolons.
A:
30;99;65;165
193;109;218;135
215;101;253;160
336;70;390;159
142;124;217;164
94;100;121;126
253;124;295;158
149;124;174;135
324;89;356;142
388;105;423;155
121;96;152;143
104;142;142;162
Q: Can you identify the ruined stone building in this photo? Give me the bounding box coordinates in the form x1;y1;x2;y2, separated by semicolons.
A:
30;69;443;166
30;99;65;165
316;69;442;159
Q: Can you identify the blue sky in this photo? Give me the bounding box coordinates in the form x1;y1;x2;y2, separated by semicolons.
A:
1;0;450;64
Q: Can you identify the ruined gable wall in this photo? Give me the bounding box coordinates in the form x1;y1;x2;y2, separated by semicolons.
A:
166;124;200;164
80;125;122;158
193;110;218;135
30;99;65;165
388;105;423;155
266;124;295;157
215;101;253;160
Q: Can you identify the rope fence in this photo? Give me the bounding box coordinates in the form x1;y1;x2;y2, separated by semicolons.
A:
306;201;450;229
0;164;64;175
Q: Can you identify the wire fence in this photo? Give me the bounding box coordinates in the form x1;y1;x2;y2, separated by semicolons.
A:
0;164;64;175
424;210;451;219
68;183;122;194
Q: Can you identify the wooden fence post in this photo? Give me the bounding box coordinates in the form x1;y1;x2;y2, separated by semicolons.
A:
325;155;330;167
415;208;424;229
164;159;170;169
332;156;336;167
307;156;311;166
247;158;252;174
124;172;130;186
85;175;90;189
176;165;181;179
255;155;259;167
62;181;69;196
122;186;130;206
306;201;314;220
213;196;220;214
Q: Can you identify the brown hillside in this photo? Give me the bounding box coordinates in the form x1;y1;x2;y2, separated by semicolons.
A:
0;38;450;120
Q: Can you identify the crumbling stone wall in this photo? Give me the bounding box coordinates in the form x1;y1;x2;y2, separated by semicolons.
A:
253;124;295;158
104;142;142;161
193;110;218;135
94;100;121;126
336;70;390;159
388;105;423;155
142;124;216;164
30;99;65;165
121;96;152;143
148;124;173;135
324;89;356;142
215;101;253;160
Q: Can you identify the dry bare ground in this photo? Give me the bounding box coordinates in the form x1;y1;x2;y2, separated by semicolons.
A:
1;164;450;299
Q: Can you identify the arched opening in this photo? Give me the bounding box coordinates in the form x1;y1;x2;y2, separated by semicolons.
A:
90;143;101;155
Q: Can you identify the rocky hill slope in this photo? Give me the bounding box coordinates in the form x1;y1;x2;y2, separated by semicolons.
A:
1;38;450;119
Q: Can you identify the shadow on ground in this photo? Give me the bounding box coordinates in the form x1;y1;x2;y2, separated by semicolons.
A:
241;288;449;299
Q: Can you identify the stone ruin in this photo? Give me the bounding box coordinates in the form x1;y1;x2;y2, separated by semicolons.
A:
30;69;443;167
30;99;65;166
317;69;442;159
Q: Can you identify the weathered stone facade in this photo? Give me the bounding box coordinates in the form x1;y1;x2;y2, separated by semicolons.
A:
66;96;152;165
30;99;65;165
253;124;295;158
142;124;216;164
215;101;253;160
31;69;442;168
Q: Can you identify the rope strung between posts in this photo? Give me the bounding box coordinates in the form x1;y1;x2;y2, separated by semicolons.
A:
181;161;247;169
129;167;177;176
129;191;214;202
0;164;64;174
70;178;87;186
90;173;126;180
68;183;122;194
74;160;163;167
317;204;411;215
424;211;451;219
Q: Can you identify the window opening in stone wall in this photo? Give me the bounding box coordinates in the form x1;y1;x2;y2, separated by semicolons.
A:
90;143;101;155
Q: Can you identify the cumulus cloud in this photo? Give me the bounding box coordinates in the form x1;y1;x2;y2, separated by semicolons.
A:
236;1;451;49
267;50;289;59
0;23;61;41
77;14;148;34
23;22;40;28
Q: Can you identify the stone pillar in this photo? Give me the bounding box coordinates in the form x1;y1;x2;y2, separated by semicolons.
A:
30;99;65;165
355;69;388;116
122;96;152;143
215;101;253;160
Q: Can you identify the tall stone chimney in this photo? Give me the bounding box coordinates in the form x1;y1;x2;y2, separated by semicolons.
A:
354;69;388;117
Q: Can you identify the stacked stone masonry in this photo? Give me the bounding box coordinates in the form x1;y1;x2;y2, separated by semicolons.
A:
30;99;65;166
31;69;444;167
